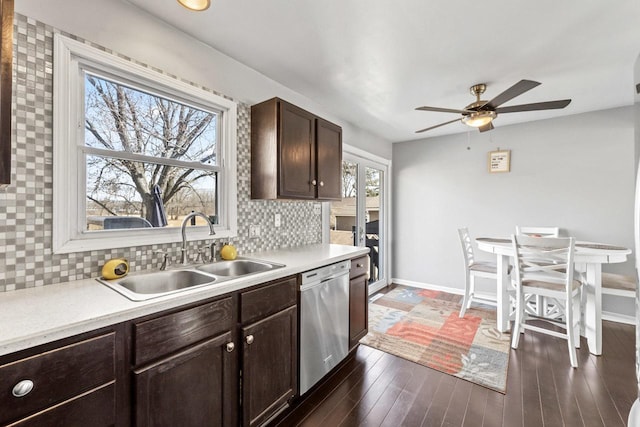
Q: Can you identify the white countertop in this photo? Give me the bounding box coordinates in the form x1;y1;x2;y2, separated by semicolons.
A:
1;244;369;356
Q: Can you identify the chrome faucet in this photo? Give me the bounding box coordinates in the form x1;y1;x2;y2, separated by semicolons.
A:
181;212;216;264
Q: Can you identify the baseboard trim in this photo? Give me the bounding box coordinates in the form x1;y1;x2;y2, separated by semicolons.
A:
391;278;498;301
391;278;464;294
392;278;636;325
602;311;636;325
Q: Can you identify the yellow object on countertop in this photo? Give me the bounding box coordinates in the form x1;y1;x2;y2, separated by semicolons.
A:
220;244;237;260
101;258;129;280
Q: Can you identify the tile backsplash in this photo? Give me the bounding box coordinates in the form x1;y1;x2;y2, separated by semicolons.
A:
0;15;322;292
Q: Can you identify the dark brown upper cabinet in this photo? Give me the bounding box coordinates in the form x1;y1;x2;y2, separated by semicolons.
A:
251;98;342;200
0;0;13;187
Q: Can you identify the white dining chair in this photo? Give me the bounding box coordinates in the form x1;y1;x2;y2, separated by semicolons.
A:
515;226;561;317
458;228;508;318
515;226;560;238
511;234;582;368
601;272;637;297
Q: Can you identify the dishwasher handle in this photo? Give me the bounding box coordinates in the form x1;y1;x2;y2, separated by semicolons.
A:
300;271;349;292
300;260;351;287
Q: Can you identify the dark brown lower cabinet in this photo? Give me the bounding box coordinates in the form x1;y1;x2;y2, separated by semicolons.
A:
241;305;297;427
349;256;369;350
134;331;236;427
131;276;297;427
132;296;237;427
1;274;304;427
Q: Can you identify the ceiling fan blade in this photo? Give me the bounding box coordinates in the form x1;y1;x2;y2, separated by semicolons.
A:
416;106;472;114
483;80;541;109
478;122;494;132
415;118;462;133
496;99;571;114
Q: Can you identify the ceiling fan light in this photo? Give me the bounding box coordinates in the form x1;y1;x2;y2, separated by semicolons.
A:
177;0;211;11
462;110;496;128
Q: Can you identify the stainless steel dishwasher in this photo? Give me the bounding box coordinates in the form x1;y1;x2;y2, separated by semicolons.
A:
299;260;351;395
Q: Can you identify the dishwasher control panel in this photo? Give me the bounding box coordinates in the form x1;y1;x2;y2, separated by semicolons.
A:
300;260;351;286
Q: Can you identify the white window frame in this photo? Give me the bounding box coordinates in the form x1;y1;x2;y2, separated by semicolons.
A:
53;34;237;254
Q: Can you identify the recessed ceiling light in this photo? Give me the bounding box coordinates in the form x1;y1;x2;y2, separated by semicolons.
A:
177;0;211;11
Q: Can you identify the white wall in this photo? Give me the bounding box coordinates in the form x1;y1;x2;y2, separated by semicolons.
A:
15;0;392;159
392;107;635;316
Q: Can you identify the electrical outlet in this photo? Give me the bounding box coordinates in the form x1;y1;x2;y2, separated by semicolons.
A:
274;213;281;227
249;225;261;238
313;204;322;215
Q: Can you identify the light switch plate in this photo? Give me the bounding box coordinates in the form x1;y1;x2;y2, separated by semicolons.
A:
274;213;281;227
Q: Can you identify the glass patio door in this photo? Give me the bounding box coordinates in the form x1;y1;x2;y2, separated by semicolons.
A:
328;154;387;293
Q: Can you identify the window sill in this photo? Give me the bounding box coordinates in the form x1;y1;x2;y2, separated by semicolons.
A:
53;226;237;255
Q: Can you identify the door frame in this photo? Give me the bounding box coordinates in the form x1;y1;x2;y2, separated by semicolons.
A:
322;144;391;295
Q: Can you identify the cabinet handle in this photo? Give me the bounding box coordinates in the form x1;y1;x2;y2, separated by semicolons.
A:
12;379;34;398
319;181;324;187
226;342;235;353
357;263;364;268
311;180;317;186
246;335;254;345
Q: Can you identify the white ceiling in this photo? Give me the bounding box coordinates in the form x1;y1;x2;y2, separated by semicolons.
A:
127;0;640;142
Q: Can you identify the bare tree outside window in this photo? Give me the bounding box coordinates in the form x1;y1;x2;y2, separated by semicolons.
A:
341;161;357;198
83;73;220;230
365;167;380;197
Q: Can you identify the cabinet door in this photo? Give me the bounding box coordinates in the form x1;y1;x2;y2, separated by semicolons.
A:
316;118;342;200
242;305;297;427
349;275;369;349
278;101;316;199
135;331;237;427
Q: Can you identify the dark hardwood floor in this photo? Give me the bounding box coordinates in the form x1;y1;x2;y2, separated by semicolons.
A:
275;320;637;426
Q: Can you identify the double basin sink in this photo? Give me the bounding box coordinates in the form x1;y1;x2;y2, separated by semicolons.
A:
98;258;285;301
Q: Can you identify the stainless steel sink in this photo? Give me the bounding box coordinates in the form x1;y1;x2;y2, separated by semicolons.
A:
99;269;217;301
98;258;285;301
196;259;284;276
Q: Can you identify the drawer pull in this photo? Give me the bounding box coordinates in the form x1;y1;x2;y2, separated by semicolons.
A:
12;379;34;398
226;342;235;353
246;335;254;345
356;264;364;268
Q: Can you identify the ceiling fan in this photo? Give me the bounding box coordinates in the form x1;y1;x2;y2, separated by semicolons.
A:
415;80;571;133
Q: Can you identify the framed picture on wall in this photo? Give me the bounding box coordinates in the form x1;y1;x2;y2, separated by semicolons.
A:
488;150;510;173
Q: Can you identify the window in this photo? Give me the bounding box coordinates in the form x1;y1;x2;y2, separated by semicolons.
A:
53;34;237;253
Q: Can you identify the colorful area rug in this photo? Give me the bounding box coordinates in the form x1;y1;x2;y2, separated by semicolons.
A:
360;285;510;393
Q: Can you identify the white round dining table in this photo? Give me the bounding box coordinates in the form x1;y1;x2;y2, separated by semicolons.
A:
475;237;631;356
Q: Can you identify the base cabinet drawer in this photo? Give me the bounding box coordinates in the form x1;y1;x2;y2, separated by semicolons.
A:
350;255;368;279
133;297;234;366
0;332;116;425
240;276;297;324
